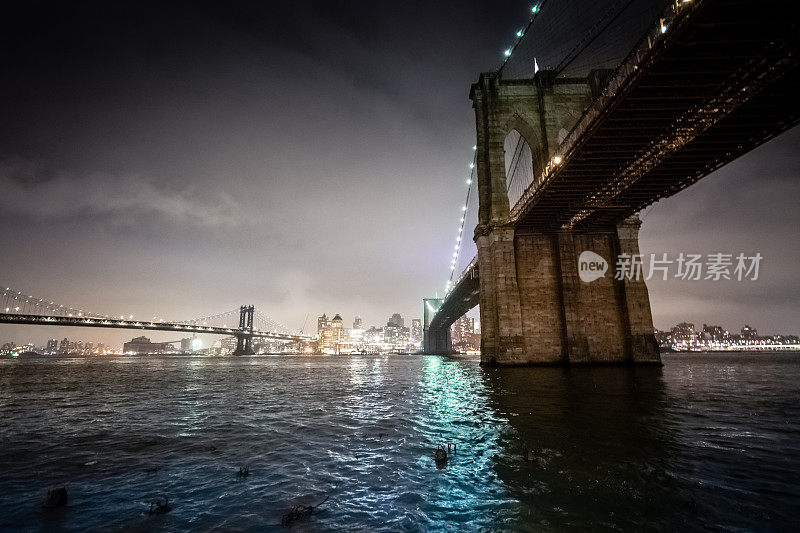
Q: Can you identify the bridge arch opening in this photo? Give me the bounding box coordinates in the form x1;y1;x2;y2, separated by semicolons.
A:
504;129;541;208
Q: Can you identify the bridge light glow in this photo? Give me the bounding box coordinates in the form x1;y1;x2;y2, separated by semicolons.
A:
516;30;524;38
531;5;539;13
466;179;472;184
472;145;476;150
553;155;563;164
503;48;512;57
462;206;467;211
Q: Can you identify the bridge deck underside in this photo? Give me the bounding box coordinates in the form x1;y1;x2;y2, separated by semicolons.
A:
430;268;479;331
516;0;800;231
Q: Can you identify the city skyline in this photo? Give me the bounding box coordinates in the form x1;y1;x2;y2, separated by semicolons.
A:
1;0;798;346
5;312;799;355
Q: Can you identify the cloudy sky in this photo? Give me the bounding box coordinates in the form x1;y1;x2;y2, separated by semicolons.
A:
1;1;797;347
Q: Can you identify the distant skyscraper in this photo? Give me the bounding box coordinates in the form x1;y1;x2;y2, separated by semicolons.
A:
388;313;404;327
384;321;410;349
317;314;329;336
741;325;758;340
411;319;422;342
319;313;348;353
451;316;475;345
353;316;363;330
46;339;58;354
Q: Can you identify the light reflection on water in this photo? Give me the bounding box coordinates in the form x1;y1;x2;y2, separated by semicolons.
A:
0;353;798;531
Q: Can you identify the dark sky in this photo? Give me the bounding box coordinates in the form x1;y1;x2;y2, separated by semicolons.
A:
1;1;798;346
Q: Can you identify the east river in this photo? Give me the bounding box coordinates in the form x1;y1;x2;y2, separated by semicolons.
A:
0;352;798;531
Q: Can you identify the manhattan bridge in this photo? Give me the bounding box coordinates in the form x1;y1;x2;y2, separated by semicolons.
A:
0;287;310;355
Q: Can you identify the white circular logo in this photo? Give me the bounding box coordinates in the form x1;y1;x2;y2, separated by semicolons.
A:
578;251;608;282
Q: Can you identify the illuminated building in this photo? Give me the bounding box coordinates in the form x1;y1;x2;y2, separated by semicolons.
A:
317;314;329;336
384;313;411;352
671;322;696;343
411;319;422;343
741;324;758;340
319;313;348;354
451;315;479;352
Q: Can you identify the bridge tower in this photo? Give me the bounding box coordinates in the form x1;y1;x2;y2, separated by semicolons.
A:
470;71;660;366
423;298;451;354
234;305;255;355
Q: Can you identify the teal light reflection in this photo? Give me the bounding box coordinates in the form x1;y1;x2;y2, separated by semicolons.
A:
416;356;516;527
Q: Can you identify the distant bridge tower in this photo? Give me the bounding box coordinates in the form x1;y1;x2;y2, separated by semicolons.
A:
422;298;451;354
234;305;255;355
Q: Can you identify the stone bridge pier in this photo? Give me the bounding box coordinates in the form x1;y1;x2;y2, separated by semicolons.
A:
471;72;660;366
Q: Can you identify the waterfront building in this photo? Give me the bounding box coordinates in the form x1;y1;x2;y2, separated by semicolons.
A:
741;325;758;340
217;336;237;355
701;324;727;342
671;322;696;343
319;313;348;354
122;336;173;355
46;339;58;354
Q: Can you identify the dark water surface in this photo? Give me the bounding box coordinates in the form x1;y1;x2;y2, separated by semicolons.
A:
1;353;798;531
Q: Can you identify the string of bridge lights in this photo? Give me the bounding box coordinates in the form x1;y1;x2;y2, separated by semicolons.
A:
443;3;546;297
498;2;546;76
1;287;107;319
444;147;477;296
187;308;240;326
255;310;298;335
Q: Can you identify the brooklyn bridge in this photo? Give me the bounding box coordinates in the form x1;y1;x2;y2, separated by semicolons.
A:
424;0;798;365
